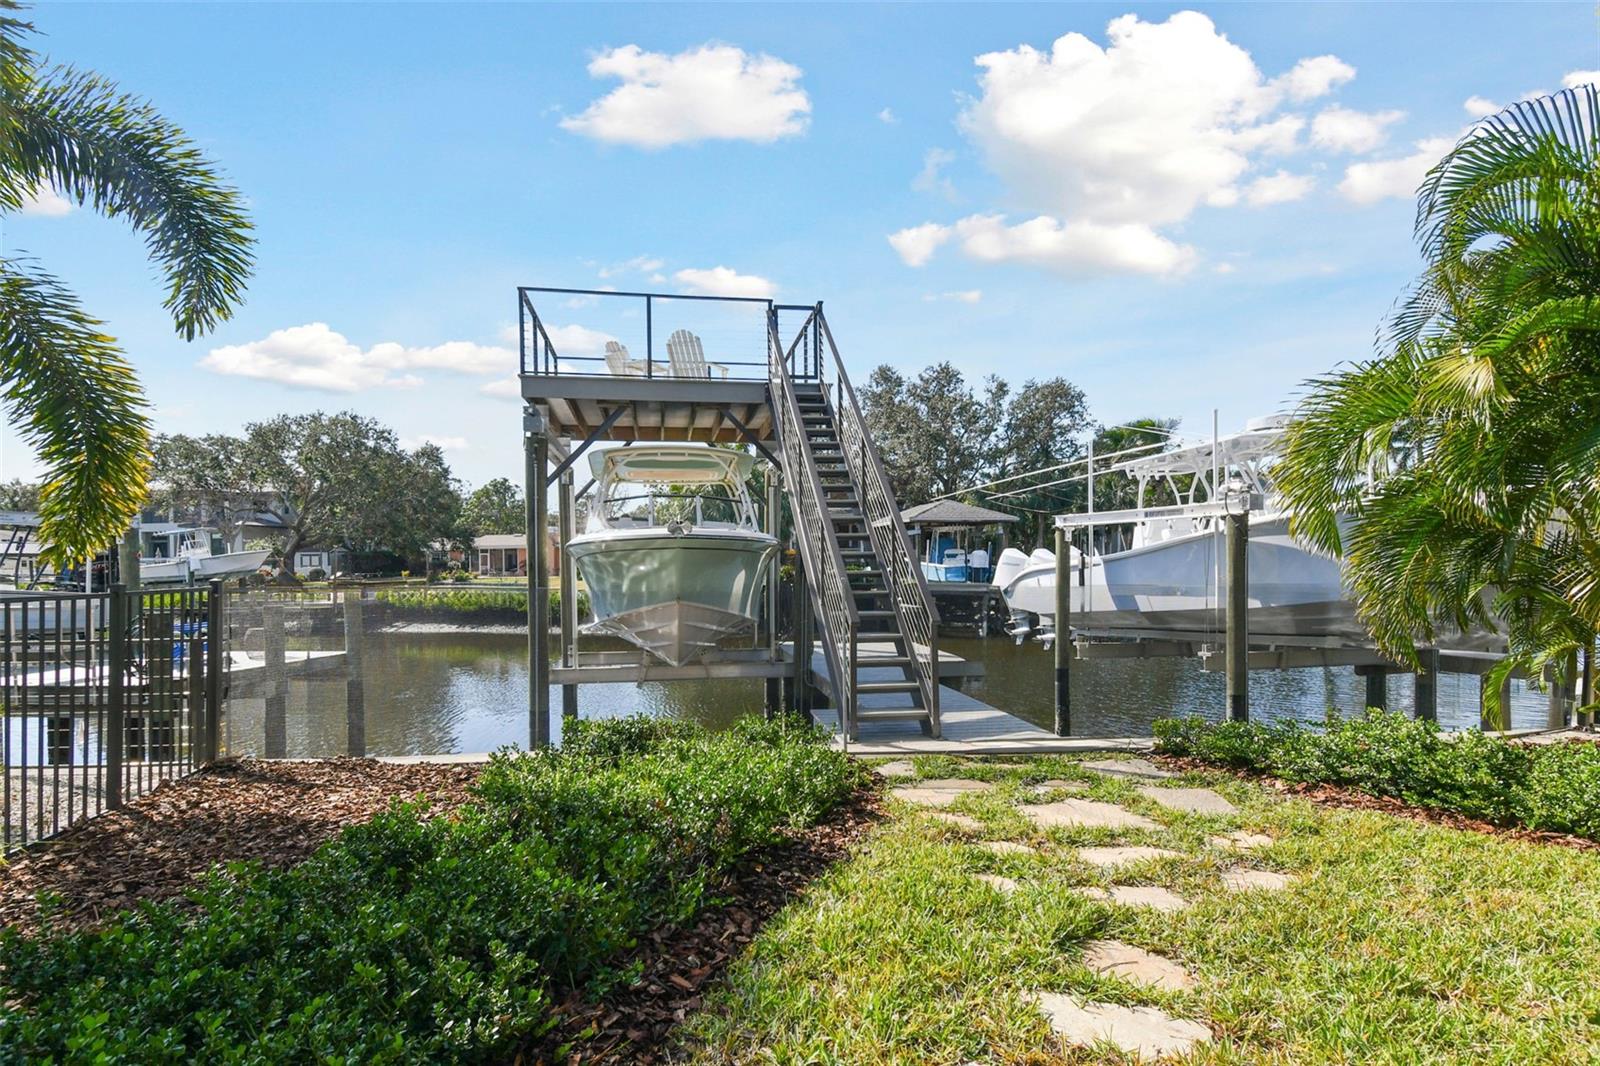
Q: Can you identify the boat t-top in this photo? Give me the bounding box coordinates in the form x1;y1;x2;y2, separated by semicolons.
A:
140;526;271;584
566;446;778;666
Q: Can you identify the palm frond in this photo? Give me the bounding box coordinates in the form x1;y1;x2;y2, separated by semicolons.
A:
0;259;150;567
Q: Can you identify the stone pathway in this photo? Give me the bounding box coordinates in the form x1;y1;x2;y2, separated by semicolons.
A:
1138;785;1238;815
1031;778;1090;795
872;760;915;779
1074;885;1191;912
1081;757;1174;780
1075;845;1184;871
1020;798;1159;830
1219;867;1295;892
977;840;1035;857
975;873;1019;895
1210;830;1273;852
1082;940;1196;992
926;811;983;832
1032;992;1210;1061
890;778;994;808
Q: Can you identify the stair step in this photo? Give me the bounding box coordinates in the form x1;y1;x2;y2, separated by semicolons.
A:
861;655;914;668
858;680;921;694
856;707;931;721
858;609;897;619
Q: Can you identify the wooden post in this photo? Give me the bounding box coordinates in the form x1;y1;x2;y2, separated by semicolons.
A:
1582;640;1595;729
204;580;223;763
1414;646;1439;722
525;407;551;748
263;601;286;757
1547;661;1568;729
764;469;782;720
1225;509;1249;722
1053;526;1070;736
559;469;579;721
344;591;366;755
106;584;127;808
118;527;141;592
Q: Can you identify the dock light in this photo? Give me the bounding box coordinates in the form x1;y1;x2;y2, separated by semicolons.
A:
1223;472;1251;516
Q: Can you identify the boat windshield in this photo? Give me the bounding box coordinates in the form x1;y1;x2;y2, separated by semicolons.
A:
602;484;750;529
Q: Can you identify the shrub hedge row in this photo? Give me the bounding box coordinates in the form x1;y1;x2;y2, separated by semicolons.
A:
1154;711;1600;839
0;717;858;1063
375;586;590;625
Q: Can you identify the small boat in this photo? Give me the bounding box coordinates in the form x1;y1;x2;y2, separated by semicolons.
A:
566;446;777;666
992;417;1351;642
141;527;271;584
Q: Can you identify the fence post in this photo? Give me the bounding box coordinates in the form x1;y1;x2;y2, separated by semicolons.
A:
263;601;287;758
204;580;223;763
106;584;126;809
344;592;366;756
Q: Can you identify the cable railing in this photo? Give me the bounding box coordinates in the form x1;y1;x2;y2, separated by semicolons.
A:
766;312;860;733
818;313;943;733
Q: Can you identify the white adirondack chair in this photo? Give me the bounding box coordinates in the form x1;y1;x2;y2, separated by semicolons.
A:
666;330;729;379
604;340;642;377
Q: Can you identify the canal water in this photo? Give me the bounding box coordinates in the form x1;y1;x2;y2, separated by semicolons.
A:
220;630;1558;759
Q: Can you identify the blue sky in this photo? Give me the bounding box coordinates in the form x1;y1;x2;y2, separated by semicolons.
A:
2;2;1595;488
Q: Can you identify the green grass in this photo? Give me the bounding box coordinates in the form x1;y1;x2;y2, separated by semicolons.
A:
684;754;1600;1064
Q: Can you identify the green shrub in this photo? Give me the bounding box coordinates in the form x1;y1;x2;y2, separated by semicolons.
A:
375;586;589;626
1154;710;1600;837
0;717;857;1063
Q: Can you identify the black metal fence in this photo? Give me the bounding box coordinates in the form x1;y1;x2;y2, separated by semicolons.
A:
1;582;224;852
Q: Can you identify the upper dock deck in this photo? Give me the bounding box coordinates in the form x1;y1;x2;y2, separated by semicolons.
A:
516;286;824;444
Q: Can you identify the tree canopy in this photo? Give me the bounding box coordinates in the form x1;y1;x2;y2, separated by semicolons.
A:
1276;85;1600;710
0;2;253;565
460;477;525;536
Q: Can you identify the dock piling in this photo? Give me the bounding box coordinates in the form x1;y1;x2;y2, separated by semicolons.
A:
559;469;578;721
1053;527;1070;736
1414;646;1439;722
1358;665;1387;711
764;469;781;720
263;602;287;758
344;592;365;755
1225;507;1249;723
526;406;552;748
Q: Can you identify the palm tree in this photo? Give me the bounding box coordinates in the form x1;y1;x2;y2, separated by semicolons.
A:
0;1;252;567
1276;85;1600;714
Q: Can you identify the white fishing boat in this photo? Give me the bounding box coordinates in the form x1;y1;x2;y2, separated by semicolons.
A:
566;446;778;666
992;417;1351;641
141;527;271;585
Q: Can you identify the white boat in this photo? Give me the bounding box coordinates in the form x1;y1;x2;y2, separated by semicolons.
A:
141;527;271;585
992;416;1352;642
566;447;778;666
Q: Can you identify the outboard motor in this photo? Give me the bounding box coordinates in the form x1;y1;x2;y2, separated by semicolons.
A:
991;547;1038;643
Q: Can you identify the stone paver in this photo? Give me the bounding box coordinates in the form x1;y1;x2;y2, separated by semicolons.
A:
926;812;983;832
1033;778;1090;793
1020;799;1159;831
1209;830;1273;852
1081;758;1175;780
1032;992;1210;1061
1219;867;1295;892
975;873;1019;895
1082;939;1196;992
1075;845;1185;871
1138;786;1238;816
872;760;915;779
977;840;1036;857
1074;885;1191;913
891;778;994;808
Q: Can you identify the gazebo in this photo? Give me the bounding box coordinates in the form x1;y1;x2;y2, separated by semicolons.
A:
900;500;1018;583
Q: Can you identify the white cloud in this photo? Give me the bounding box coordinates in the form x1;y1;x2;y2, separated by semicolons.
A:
1463;95;1500;119
951;213;1196;278
401;435;468;452
481;376;522;401
1244;170;1314;206
672;266;776;298
1275;55;1356;101
887;222;952;267
1337;137;1453;205
200;323;517;392
913;147;957;200
878;107;897;123
16;185;71;217
1563;70;1600;89
923;290;983;304
560;43;810;148
597;255;662;279
1310;105;1404;153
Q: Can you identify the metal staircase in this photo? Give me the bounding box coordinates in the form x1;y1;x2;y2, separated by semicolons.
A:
767;305;941;739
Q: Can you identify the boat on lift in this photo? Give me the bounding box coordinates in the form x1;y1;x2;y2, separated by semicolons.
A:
566;446;777;666
992;416;1351;642
141;527;271;584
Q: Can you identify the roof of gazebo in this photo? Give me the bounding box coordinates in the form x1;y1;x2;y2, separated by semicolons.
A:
900;500;1019;526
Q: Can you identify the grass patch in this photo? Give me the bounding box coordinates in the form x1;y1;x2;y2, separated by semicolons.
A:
0;717;857;1063
686;755;1600;1063
375;586;589;625
1154;711;1600;839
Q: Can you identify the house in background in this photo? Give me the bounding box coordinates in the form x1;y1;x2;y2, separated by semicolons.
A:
468;532;560;577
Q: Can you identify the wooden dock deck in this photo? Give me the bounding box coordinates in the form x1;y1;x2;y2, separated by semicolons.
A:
807;648;1152;756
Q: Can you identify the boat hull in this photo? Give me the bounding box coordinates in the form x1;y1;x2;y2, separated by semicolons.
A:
141;549;271;584
567;530;777;666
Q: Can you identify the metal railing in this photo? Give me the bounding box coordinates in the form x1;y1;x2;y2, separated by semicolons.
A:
766;313;860;733
817;312;943;734
1;583;223;852
519;286;777;381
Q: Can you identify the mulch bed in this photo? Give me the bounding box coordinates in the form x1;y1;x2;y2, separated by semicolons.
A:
518;787;885;1066
1156;754;1600;853
0;757;480;931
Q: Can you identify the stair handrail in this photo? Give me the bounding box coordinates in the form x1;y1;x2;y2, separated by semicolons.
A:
816;310;942;735
767;312;860;734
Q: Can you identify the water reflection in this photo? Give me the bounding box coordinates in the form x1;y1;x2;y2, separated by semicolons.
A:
221;632;1551;758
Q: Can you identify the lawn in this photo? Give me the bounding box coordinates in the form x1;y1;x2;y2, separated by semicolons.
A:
685;753;1600;1064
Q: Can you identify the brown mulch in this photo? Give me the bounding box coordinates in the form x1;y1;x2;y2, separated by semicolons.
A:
1155;754;1600;853
519;788;885;1066
0;757;480;932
